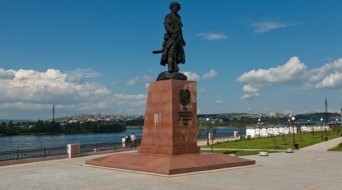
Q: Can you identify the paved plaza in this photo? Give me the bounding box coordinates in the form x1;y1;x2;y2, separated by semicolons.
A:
0;137;341;190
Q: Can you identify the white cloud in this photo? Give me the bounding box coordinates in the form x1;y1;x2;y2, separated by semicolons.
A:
196;32;228;41
1;68;111;106
184;71;200;81
315;72;342;88
237;57;306;83
237;56;306;99
126;77;140;86
241;84;259;100
307;58;342;89
203;69;218;80
0;68;147;119
0;68;15;79
237;57;342;100
242;84;259;94
250;21;297;33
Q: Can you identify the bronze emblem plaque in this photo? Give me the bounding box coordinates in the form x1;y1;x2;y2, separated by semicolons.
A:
179;89;191;106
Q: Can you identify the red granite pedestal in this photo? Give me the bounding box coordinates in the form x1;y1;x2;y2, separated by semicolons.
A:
86;80;255;175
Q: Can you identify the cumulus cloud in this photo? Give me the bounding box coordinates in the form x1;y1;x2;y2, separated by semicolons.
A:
241;84;259;100
237;57;342;100
0;68;15;79
237;57;306;99
315;72;342;88
203;69;218;80
242;84;259;94
237;57;306;83
184;71;200;81
250;21;297;33
0;68;147;118
306;58;342;89
196;32;228;41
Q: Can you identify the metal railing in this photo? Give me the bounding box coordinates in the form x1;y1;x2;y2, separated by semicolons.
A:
0;139;141;162
80;142;122;153
0;146;67;162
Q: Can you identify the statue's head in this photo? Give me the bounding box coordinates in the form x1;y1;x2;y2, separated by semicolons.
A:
169;2;181;11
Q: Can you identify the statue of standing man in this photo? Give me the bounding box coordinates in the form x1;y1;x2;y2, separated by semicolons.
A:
153;2;186;75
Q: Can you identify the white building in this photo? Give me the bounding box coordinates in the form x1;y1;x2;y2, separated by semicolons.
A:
246;125;330;138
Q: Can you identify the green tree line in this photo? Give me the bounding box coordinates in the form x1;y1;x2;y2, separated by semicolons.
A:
0;120;126;136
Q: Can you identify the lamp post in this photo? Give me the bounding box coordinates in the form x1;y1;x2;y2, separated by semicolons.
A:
253;123;256;138
340;107;342;141
340;107;342;128
211;131;214;153
336;118;339;136
258;118;261;137
320;118;323;140
206;118;215;152
291;116;296;149
340;107;342;133
206;118;210;146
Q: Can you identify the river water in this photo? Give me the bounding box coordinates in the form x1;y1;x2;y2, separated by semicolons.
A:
0;127;245;152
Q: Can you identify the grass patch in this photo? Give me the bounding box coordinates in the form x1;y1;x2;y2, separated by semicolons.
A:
203;130;341;150
328;143;342;151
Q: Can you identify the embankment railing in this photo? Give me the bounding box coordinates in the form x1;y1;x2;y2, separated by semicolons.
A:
0;139;141;162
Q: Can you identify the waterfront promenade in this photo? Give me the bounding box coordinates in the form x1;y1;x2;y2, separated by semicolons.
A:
0;137;341;190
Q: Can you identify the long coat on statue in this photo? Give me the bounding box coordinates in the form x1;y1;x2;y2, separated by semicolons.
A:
160;12;186;66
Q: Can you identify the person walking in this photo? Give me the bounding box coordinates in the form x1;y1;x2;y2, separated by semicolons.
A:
130;133;137;147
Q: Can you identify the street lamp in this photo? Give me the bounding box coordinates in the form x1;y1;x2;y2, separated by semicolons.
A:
253;122;256;138
336;118;339;136
206;118;215;152
320;118;324;140
291;116;296;149
258;118;261;137
206;118;210;146
340;107;342;140
340;107;342;128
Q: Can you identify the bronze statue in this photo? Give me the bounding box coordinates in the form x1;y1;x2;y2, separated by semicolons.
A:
154;2;187;80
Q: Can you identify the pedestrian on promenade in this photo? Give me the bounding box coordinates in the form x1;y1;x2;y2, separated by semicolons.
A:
125;134;131;148
130;133;136;147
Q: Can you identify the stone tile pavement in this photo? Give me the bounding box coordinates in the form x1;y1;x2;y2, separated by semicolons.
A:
300;136;341;151
0;138;341;190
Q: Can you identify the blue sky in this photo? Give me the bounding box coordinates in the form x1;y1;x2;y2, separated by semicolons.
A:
0;0;341;120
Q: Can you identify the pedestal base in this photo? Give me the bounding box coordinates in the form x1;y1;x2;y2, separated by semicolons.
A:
139;80;199;155
86;152;255;175
85;80;256;175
